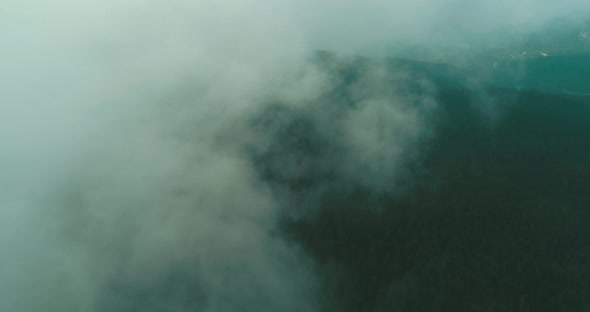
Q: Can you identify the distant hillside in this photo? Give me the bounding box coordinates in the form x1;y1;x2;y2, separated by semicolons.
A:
388;17;590;94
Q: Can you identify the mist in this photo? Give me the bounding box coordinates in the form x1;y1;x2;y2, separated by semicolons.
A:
2;1;590;311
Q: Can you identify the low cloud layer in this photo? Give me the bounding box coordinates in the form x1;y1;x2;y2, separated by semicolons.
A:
1;1;589;311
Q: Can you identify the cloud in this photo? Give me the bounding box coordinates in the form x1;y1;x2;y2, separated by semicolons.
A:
1;0;589;311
